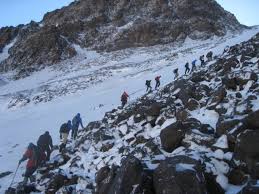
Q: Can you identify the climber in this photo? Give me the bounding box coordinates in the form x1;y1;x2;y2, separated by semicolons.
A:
145;80;152;92
206;51;213;61
155;75;161;89
121;91;129;108
19;143;46;185
185;62;190;74
200;55;205;67
173;68;179;80
191;59;197;72
37;131;53;161
59;120;72;152
72;113;84;140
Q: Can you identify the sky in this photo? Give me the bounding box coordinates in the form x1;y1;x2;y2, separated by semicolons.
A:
216;0;259;26
0;0;258;27
0;0;74;27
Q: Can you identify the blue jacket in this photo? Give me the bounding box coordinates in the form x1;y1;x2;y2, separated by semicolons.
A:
192;60;197;65
72;115;83;130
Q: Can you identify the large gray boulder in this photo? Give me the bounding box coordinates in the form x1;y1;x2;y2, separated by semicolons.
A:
153;155;207;194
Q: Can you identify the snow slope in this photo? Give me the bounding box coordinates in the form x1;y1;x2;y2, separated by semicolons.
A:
0;27;259;192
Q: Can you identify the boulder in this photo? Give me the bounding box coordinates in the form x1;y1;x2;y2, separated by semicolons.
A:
186;98;199;111
153;155;207;194
204;173;225;194
216;119;241;136
93;129;114;143
96;166;118;194
145;103;161;117
242;110;259;130
160;122;185;152
239;180;259;194
228;169;247;185
96;156;154;194
45;174;69;194
233;130;259;177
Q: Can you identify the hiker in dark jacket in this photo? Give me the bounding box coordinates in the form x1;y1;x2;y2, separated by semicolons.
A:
191;60;197;72
145;80;152;92
121;91;129;108
72;113;84;140
206;51;213;61
185;62;190;74
173;68;179;80
37;131;53;161
19;143;46;185
200;55;205;67
59;120;72;152
155;76;161;89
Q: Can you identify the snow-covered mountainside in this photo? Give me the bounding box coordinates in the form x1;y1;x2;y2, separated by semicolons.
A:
0;0;244;79
0;26;259;193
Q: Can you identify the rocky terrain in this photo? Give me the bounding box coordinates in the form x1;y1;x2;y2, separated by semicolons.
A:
5;31;259;194
0;0;244;79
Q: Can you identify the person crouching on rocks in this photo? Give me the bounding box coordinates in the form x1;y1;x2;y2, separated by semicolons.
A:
145;80;152;92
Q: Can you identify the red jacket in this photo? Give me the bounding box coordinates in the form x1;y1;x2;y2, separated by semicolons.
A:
121;92;129;101
22;146;46;169
23;149;37;169
155;76;161;81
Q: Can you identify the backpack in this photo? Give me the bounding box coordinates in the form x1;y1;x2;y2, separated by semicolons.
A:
146;80;151;86
60;123;68;133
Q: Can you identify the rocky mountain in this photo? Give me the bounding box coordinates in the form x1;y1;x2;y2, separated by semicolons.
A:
5;31;259;194
0;0;244;78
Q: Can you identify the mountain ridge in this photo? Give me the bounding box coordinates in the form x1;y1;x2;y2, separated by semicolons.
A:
0;0;244;79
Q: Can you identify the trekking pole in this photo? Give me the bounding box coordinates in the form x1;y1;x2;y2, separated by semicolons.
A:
9;163;20;188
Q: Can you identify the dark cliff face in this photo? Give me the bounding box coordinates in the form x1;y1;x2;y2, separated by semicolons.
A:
0;0;243;77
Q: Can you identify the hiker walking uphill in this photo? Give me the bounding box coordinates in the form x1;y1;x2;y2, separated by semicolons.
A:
19;143;46;185
59;120;72;152
206;51;213;61
191;59;197;72
155;75;161;89
145;80;152;92
121;91;129;108
173;68;179;80
185;62;190;74
200;55;205;67
37;131;53;161
72;113;84;140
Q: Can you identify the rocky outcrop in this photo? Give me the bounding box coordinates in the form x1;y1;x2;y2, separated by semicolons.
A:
160;122;185;152
153;156;207;194
96;155;154;194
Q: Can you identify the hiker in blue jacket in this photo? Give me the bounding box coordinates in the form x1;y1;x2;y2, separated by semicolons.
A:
72;113;84;140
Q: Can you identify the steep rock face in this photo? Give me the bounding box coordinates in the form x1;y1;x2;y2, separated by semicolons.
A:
0;0;243;78
0;26;19;53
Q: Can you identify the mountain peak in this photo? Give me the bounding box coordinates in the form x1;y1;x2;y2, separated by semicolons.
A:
0;0;243;78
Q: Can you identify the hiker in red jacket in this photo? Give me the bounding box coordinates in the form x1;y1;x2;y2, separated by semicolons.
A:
19;143;46;185
121;91;129;108
155;76;161;89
